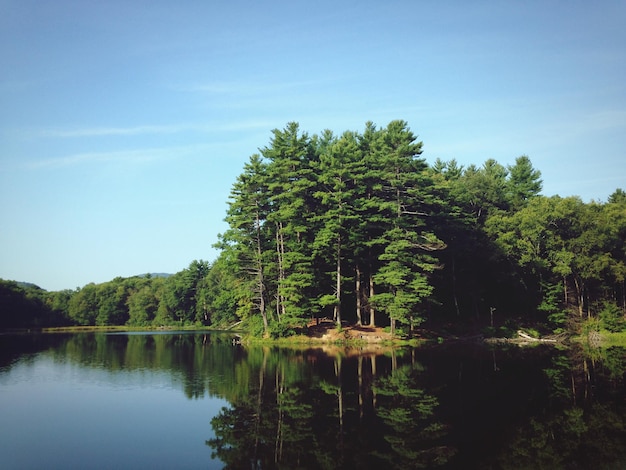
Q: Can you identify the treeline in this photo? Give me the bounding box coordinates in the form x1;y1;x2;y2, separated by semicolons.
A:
0;261;224;329
2;120;625;335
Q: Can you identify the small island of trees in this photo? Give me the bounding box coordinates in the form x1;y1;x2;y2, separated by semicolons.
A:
2;120;625;340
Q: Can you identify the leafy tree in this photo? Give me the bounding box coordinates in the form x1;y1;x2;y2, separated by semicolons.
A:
67;283;98;325
95;278;129;326
154;260;209;325
127;278;163;326
203;249;250;327
47;289;74;324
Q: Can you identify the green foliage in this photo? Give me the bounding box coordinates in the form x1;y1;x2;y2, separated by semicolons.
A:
210;121;626;338
0;259;215;330
153;260;210;326
373;364;449;467
598;302;626;332
608;188;626;204
245;313;266;337
215;120;447;337
0;279;65;328
267;319;298;339
127;278;163;326
538;281;568;333
68;283;98;325
507;155;543;210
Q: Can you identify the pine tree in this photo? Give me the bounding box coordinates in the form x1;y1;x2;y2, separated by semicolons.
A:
221;154;272;334
263;123;318;329
367;121;444;333
313;131;362;326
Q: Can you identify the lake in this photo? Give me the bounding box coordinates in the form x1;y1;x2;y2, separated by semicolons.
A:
1;331;625;469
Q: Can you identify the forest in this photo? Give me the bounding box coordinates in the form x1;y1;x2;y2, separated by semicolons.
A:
2;120;625;338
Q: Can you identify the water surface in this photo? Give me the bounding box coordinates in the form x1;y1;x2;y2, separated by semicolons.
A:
1;332;625;469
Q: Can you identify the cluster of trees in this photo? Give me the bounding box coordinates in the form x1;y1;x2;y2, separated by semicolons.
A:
213;120;625;337
217;120;448;336
2;120;624;336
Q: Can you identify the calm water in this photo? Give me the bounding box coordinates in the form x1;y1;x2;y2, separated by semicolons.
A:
1;332;625;469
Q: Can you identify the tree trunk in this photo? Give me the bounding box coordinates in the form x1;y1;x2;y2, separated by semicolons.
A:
335;357;344;451
274;365;284;464
574;277;584;317
275;222;286;320
256;210;268;333
334;235;342;327
253;349;268;463
357;355;364;419
452;255;460;316
371;356;377;409
369;274;376;327
355;265;362;326
368;245;376;327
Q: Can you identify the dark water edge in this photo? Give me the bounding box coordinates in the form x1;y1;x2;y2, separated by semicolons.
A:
1;332;626;469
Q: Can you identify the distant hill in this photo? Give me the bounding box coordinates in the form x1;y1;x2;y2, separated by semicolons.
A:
15;281;44;291
4;274;173;293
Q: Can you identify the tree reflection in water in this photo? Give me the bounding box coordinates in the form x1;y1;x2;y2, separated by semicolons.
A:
207;347;453;469
206;343;626;470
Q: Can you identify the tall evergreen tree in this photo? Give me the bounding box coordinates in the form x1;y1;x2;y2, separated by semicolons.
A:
507;155;543;210
313;131;362;326
262;123;318;330
367;120;444;333
222;154;272;334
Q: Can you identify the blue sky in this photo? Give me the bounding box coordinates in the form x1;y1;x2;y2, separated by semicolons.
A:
1;0;625;291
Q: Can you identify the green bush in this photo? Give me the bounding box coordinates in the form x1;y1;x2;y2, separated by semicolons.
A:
246;315;266;337
268;320;296;338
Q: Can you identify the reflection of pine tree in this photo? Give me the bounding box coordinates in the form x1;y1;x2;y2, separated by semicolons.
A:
373;365;455;468
207;349;318;469
208;405;261;468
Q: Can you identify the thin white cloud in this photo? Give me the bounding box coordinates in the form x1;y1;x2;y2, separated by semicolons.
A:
24;143;219;170
40;124;195;138
26;148;170;169
28;120;276;139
